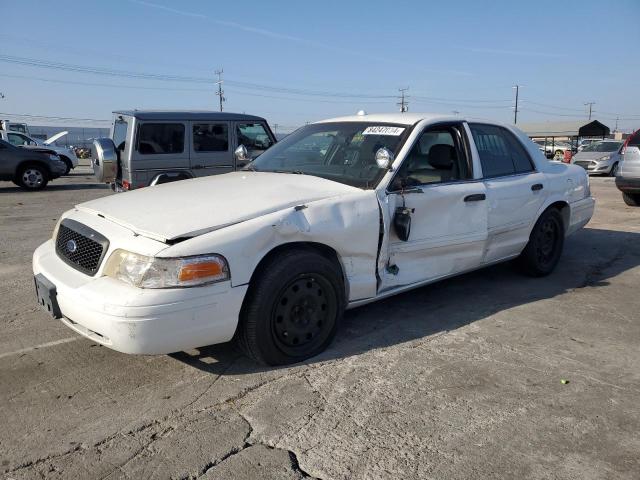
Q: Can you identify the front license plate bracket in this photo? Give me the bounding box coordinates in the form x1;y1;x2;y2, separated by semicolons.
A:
34;273;62;319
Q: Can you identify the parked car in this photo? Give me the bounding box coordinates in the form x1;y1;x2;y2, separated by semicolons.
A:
534;140;572;159
1;119;31;136
92;111;276;191
616;129;640;206
0;139;66;190
578;138;601;152
0;130;79;174
33;113;594;365
571;140;624;176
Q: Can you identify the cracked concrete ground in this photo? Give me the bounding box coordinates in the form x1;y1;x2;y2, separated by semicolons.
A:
1;169;639;479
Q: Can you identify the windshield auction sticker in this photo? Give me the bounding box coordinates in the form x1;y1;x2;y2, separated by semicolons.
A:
362;126;405;136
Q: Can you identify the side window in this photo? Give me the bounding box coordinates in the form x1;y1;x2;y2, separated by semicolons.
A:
137;123;185;155
193;123;229;152
8;133;28;146
394;126;470;187
237;123;273;150
469;124;534;177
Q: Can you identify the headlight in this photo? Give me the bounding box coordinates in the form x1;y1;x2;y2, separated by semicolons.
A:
597;155;611;161
103;250;230;288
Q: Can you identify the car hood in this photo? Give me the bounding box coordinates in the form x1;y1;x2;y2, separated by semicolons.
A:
573;151;616;161
21;146;56;155
43;131;69;145
77;172;361;243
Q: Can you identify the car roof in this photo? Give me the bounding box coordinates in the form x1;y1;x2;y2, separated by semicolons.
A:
314;112;465;126
112;110;267;122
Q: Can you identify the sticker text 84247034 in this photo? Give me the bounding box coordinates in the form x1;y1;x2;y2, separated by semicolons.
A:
362;126;405;136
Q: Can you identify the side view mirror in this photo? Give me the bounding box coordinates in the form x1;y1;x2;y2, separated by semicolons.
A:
234;144;249;162
375;147;394;169
393;207;412;241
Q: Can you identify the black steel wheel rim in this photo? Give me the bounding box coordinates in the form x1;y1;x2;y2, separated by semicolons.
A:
535;217;559;266
271;273;337;356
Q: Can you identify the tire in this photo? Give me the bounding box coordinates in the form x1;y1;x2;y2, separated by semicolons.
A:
609;162;619;177
622;192;640;207
517;208;565;277
17;164;49;191
60;156;72;175
236;248;345;365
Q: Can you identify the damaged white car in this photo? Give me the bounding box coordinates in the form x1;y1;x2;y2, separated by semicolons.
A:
33;113;594;365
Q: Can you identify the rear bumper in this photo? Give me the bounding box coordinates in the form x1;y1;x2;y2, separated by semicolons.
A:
567;196;595;236
32;240;247;354
616;176;640;193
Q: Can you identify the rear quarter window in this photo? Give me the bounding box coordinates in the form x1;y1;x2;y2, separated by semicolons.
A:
137;123;185;155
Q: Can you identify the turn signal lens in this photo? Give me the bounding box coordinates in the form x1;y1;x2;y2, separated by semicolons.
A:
178;259;226;282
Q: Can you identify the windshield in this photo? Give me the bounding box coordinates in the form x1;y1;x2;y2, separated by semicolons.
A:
582;141;622;152
248;122;411;189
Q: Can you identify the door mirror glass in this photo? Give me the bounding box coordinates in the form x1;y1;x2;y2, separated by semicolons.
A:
375;147;394;169
234;144;249;162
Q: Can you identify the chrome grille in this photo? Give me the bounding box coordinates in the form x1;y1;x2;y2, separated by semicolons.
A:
55;219;109;276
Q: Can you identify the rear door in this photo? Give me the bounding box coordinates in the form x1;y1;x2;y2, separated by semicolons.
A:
468;123;547;263
189;121;233;176
233;122;275;169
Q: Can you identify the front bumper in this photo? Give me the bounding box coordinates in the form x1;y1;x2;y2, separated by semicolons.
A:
32;239;248;354
615;176;640;193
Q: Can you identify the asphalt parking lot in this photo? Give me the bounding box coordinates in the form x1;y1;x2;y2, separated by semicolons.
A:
1;168;639;480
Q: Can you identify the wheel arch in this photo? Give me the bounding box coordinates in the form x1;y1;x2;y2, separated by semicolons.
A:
15;160;52;180
538;200;570;234
247;241;348;299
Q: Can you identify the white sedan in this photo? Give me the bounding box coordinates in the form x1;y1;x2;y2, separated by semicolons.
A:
33;113;594;365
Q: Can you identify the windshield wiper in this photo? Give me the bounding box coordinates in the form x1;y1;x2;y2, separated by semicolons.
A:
271;169;305;175
242;163;258;172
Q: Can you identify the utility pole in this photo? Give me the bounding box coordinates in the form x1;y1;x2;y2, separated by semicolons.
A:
584;102;595;121
512;84;521;124
214;69;225;112
615;116;619;132
397;87;409;113
273;124;279;135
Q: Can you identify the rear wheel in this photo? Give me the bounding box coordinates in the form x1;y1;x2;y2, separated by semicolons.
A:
17;164;48;191
622;192;640;206
236;249;345;365
517;208;564;276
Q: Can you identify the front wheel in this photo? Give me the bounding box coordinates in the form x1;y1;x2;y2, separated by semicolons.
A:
236;249;345;365
17;164;49;190
517;208;565;277
622;192;640;206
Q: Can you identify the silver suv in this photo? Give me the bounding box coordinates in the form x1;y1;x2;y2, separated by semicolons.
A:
92;111;276;191
616;129;640;206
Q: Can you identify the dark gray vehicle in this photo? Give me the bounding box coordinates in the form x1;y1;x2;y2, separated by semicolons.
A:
92;111;276;191
616;129;640;206
0;139;66;190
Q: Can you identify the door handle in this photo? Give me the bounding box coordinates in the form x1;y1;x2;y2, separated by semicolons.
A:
531;183;544;191
464;193;486;202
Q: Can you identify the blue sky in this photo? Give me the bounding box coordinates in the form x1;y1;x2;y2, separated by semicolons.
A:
1;0;639;132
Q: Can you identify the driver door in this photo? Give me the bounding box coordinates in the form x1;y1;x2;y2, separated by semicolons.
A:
379;123;488;291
